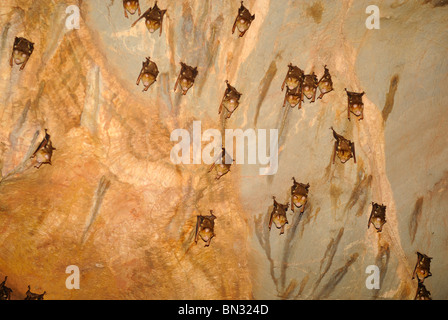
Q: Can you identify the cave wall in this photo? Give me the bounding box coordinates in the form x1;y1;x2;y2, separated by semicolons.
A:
0;0;447;299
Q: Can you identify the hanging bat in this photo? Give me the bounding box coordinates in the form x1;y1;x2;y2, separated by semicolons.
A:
331;127;356;164
10;37;34;71
194;210;217;247
268;197;289;235
290;178;309;214
281;64;304;92
345;88;365;121
131;1;166;36
368;202;387;232
208;147;233;180
30;129;56;169
412;252;432;283
0;276;12;300
301;73;319;103
283;84;302;109
174;62;198;95
24;285;46;300
414;282;432;300
232;1;255;37
136;57;159;91
219;80;242;119
123;0;141;18
317;65;334;99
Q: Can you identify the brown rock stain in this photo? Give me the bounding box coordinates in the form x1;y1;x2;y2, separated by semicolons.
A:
306;2;324;24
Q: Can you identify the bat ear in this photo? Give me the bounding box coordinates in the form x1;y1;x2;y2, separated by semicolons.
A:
252;14;255;20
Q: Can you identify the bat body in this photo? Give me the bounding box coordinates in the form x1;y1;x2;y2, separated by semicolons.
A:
232;1;255;37
331;127;356;164
24;285;46;300
283;84;302;108
174;62;198;95
268;197;289;235
412;252;432;283
345;88;365;121
301;73;318;103
131;1;166;36
414;282;432;300
10;37;34;71
368;202;387;232
30;129;56;169
317;65;334;99
290;178;309;214
281;64;304;92
195;210;217;247
123;0;141;18
208;148;233;180
0;276;12;300
219;81;242;119
136;57;159;91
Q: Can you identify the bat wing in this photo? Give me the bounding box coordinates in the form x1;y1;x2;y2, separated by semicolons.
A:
131;7;151;27
32;134;49;157
351;142;357;163
194;216;202;244
332;141;338;164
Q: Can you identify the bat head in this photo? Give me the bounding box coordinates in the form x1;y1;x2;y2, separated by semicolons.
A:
123;0;139;14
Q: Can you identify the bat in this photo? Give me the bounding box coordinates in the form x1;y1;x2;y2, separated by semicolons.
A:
345;88;365;121
194;210;217;247
174;62;198;95
331;127;356;164
232;1;255;37
219;80;242;119
268;196;289;235
136;57;159;92
290;177;310;214
30;129;56;169
10;37;34;71
131;1;166;36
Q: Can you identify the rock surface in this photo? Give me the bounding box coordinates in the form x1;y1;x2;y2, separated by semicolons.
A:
0;0;447;299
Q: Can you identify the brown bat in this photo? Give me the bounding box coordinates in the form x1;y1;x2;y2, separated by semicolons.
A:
414;282;432;300
232;1;255;37
208;147;233;180
345;88;365;121
290;178;309;214
0;276;12;300
219;80;242;119
195;210;217;247
30;129;56;169
24;285;46;300
123;0;141;18
131;1;166;36
136;57;159;91
10;37;34;71
301;73;319;103
412;252;432;283
317;65;334;99
268;197;289;235
368;202;387;232
174;62;198;95
281;64;304;92
331;127;356;164
283;84;302;109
